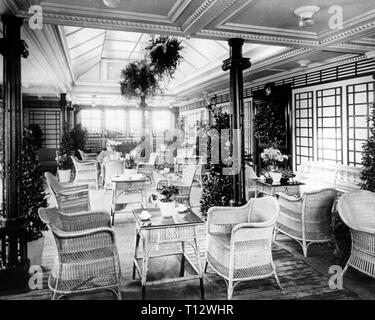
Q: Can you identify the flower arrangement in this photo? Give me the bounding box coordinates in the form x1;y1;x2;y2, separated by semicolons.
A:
159;185;179;203
146;36;183;79
260;147;289;172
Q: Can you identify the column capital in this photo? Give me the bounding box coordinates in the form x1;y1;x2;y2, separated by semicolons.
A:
222;57;251;71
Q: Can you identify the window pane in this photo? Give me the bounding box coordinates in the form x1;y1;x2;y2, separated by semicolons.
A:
105;110;125;135
81;109;102;134
152;110;170;131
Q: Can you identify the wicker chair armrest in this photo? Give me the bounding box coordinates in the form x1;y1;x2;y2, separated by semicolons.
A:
351;225;375;235
58;184;89;195
231;222;275;243
56;191;89;200
52;225;115;240
207;202;251;231
174;184;190;194
276;192;302;202
59;210;111;230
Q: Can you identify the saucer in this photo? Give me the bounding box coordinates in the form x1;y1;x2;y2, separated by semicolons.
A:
139;213;152;221
177;206;188;213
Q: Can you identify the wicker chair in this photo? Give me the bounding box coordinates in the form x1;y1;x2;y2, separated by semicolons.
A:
337;190;375;280
205;197;281;299
78;149;98;161
275;188;338;257
71;156;99;190
136;152;157;183
45;172;91;213
157;164;197;207
38;207;122;300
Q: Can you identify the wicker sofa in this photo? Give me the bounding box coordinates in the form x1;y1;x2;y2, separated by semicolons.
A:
295;161;362;193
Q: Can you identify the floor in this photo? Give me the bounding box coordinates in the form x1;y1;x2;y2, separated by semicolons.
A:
2;171;375;300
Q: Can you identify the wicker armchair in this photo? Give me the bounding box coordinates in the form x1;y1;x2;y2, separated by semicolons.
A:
78;149;98;161
71;156;99;190
275;188;338;257
157;164;197;207
205;197;281;299
45;172;91;213
337;190;375;280
136;152;157;183
38;207;122;300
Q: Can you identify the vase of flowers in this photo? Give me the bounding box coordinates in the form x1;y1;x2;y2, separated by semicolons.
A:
260;147;289;185
158;185;179;217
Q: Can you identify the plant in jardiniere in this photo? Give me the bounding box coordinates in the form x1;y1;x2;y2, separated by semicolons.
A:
158;185;179;217
57;123;73;182
22;126;48;266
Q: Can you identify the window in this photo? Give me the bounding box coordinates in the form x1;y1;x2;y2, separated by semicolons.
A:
316;87;343;164
295;92;314;168
80;109;102;135
129;110;142;135
152;110;170;132
105;109;125;135
29;110;61;149
347;82;375;166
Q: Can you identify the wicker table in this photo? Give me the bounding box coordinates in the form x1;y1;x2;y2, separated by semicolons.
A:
254;179;304;198
110;174;148;225
132;208;205;300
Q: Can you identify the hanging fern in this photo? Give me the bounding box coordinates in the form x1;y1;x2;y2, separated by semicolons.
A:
146;36;183;80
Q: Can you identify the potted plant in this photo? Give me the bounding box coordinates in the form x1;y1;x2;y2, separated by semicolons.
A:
57;123;73;183
260;147;289;184
22;126;48;267
70;124;88;158
146;36;183;80
158;185;179;217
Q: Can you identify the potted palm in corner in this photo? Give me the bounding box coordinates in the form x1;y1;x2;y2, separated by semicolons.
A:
158;185;179;218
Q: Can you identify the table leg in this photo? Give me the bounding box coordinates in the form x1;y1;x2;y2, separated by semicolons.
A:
179;241;185;277
194;236;205;300
141;239;148;300
111;187;116;226
132;232;140;280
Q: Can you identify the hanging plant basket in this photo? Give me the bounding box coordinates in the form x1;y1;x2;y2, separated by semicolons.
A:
120;60;159;101
146;36;183;79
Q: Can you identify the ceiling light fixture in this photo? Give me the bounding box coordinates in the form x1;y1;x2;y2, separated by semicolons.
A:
297;59;311;71
294;6;320;28
103;0;121;9
365;51;375;59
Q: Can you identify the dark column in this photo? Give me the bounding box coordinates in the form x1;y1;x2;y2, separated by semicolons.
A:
60;93;67;124
222;38;251;207
0;15;30;292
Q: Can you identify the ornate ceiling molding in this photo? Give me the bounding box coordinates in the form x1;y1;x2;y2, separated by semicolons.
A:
181;0;217;32
168;0;194;23
219;23;317;39
320;21;375;46
196;28;319;47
